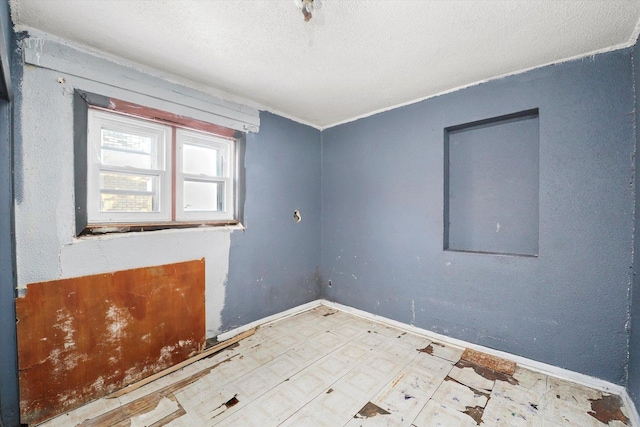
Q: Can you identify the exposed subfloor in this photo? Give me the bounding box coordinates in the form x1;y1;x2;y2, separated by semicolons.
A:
38;306;633;426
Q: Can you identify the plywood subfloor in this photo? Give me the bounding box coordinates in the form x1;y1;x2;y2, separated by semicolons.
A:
37;306;633;426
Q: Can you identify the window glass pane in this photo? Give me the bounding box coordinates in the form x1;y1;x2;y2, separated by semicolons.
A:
183;180;223;212
99;172;159;213
100;172;155;192
101;193;154;213
183;143;221;177
101;129;155;169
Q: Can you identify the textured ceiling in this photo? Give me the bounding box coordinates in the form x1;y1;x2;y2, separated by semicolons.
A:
9;0;640;128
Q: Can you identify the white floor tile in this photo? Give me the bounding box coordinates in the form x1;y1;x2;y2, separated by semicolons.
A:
412;400;478;427
38;306;634;427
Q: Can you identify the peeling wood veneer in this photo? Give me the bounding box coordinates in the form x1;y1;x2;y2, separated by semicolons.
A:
16;260;206;425
79;354;237;426
461;348;516;375
107;329;255;399
588;394;630;425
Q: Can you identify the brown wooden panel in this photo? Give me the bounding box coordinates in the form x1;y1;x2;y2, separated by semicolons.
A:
16;259;206;425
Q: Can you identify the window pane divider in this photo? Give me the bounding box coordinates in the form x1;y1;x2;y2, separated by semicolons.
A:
181;174;226;183
101;146;152;156
99;166;164;175
99;189;156;196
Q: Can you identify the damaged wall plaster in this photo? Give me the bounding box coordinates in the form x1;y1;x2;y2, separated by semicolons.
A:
13;36;238;338
321;48;636;385
13;33;323;341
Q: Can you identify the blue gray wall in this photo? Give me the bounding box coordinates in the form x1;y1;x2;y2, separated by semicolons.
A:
628;39;640;407
321;49;635;384
5;21;640;423
223;112;322;330
0;0;18;425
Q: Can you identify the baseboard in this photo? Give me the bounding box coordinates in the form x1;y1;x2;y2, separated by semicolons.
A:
216;299;322;342
319;299;627;395
622;389;640;427
216;297;639;425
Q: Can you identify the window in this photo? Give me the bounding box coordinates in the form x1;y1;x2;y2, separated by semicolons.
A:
87;108;236;225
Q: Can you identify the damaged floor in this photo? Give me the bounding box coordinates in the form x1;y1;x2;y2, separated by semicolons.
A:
38;306;633;426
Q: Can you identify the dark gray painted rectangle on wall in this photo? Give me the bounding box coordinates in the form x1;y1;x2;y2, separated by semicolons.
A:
321;48;634;385
445;110;539;256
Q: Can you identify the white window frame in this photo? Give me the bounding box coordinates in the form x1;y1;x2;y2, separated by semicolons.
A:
87;108;236;225
87;109;172;223
175;129;234;221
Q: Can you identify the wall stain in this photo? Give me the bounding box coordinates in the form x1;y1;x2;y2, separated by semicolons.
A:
587;394;629;425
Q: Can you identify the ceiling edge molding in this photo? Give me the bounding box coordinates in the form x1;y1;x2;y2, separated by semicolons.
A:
320;40;639;131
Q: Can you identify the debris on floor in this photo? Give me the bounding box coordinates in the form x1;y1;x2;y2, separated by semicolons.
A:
37;307;635;427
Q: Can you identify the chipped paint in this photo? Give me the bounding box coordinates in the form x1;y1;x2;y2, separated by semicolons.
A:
53;308;76;350
105;305;130;341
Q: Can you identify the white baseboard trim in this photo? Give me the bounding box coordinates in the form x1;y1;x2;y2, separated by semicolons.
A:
319;299;626;395
216;299;322;342
216;298;640;426
622;389;640;427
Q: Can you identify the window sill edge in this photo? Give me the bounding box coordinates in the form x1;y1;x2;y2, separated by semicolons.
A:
78;221;245;238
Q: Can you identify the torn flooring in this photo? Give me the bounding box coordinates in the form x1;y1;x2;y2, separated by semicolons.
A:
37;306;633;426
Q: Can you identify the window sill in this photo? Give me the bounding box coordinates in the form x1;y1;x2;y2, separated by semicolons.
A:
79;220;244;236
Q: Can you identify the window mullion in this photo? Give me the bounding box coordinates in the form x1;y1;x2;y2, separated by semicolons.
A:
171;127;177;221
181;174;224;183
